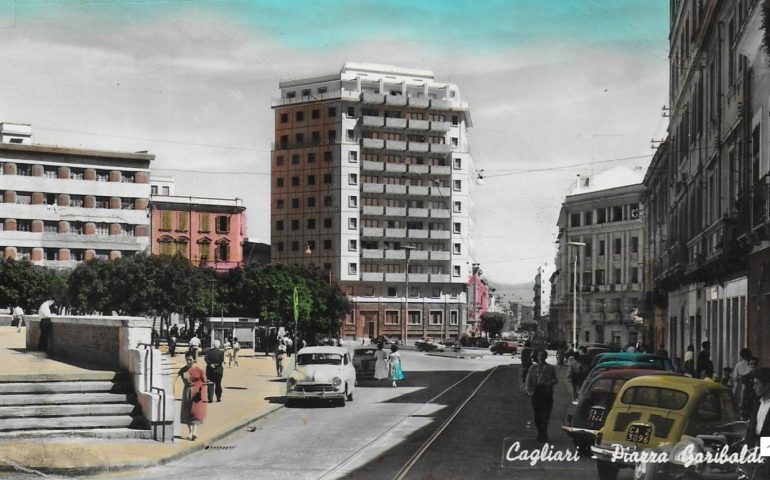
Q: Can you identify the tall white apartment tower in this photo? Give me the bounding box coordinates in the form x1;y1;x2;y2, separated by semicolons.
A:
271;62;475;342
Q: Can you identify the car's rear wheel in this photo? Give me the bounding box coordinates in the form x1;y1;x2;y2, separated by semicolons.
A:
597;460;619;480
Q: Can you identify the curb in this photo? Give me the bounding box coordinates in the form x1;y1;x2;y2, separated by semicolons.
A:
426;352;486;359
0;404;286;476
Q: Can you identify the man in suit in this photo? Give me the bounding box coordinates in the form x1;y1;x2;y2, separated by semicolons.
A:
741;367;770;480
205;340;225;403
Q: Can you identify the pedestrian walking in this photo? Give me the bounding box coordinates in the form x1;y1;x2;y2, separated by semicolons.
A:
566;346;589;400
223;339;234;367
683;344;695;377
741;357;761;420
519;341;534;384
655;344;669;358
175;352;207;441
743;367;770;479
232;338;240;367
205;340;225;403
275;340;286;376
188;334;201;361
525;349;558;443
732;348;753;396
697;341;713;379
374;343;389;383
389;344;405;387
168;335;177;357
13;306;24;332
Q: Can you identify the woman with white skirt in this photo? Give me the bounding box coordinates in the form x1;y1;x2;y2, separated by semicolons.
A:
374;342;389;383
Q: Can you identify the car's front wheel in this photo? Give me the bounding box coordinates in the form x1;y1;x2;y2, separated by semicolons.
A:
346;388;353;402
597;460;619;480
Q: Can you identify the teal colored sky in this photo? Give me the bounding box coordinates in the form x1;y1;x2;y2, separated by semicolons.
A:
10;0;669;53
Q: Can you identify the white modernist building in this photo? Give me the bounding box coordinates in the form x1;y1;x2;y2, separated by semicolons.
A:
271;62;476;341
0;123;153;267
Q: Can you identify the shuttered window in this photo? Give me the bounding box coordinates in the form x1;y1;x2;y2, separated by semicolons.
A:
177;212;189;232
199;213;210;233
160;212;172;231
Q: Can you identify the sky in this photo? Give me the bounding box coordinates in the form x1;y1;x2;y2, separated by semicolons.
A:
0;0;670;286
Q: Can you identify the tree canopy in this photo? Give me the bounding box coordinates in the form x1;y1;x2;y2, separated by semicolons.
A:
6;255;350;342
480;312;506;339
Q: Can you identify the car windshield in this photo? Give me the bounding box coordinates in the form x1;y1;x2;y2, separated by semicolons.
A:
298;353;343;365
621;386;689;410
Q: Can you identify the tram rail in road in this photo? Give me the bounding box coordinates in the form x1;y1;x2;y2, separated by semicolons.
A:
315;366;500;480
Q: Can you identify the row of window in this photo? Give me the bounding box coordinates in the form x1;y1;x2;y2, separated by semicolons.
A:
360;108;458;125
157;237;230;261
277;129;347;149
275;150;342;166
345;310;460;326
569;203;640;227
570;296;640;314
275;174;334;188
572;267;642;286
4;164;139;183
346;262;463;277
361;153;459;169
2;220;136;236
572;237;640;257
7;192;140;209
158;212;230;234
4;247;134;262
280;106;338;124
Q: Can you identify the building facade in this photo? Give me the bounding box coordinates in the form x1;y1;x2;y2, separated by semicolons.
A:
0;123;152;267
552;167;645;348
149;194;246;271
270;63;475;341
643;1;758;372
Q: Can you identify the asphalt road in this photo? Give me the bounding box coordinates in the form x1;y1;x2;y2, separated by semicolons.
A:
90;351;640;480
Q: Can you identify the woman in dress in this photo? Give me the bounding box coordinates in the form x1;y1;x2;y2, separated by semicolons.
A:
389;344;405;388
175;352;207;440
373;342;389;383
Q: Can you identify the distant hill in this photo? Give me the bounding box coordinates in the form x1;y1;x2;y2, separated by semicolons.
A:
487;281;535;306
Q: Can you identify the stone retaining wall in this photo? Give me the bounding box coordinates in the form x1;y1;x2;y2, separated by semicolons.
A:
24;315;174;441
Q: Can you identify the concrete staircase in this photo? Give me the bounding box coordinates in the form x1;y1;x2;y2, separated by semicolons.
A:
0;371;153;440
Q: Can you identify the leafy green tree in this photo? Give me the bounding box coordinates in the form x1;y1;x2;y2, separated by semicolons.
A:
480;312;506;339
0;259;68;313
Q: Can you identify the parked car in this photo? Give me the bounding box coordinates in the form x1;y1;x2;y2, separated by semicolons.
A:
417;339;445;352
370;335;402;346
285;346;356;407
562;369;681;452
591;351;673;370
592;375;744;480
489;341;519;355
581;360;665;391
352;345;378;379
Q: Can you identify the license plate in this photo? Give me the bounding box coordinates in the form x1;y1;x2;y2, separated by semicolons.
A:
626;424;652;444
587;406;605;423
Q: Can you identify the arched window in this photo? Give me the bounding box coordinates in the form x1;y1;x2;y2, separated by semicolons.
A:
175;237;189;258
197;237;211;262
158;236;174;256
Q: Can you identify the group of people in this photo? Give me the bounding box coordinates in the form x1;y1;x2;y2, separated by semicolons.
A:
174;336;238;441
374;343;405;387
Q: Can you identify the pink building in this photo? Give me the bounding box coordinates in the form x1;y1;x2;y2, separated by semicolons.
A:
468;266;490;333
149;195;246;271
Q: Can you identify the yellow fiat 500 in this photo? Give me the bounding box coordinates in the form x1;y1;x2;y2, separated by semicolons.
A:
591;375;746;480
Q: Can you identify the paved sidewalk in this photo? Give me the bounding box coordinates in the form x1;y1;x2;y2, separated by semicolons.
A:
0;326;286;476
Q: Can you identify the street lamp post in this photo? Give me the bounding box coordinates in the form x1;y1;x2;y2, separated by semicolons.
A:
567;241;586;348
402;245;417;345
